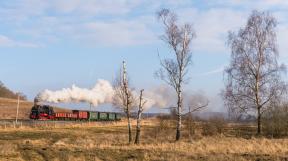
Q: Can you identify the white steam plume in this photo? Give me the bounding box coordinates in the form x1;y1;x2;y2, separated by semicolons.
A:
37;79;114;106
37;79;173;109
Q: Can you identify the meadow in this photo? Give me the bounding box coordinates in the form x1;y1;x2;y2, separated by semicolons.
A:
0;119;287;161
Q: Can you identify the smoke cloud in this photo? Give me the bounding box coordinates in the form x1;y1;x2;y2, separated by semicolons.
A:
37;79;172;109
141;86;174;109
37;79;114;106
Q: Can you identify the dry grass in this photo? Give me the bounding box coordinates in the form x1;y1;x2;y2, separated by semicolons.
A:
0;97;287;160
0;97;70;120
0;120;287;161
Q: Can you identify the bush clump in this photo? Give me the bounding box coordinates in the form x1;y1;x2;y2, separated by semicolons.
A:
263;104;288;137
202;116;226;136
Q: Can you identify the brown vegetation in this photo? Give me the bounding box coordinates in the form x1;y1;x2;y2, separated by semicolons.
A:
0;82;26;100
263;104;288;137
0;119;287;161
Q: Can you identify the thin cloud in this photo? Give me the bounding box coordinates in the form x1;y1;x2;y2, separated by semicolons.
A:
0;1;288;50
0;35;40;48
195;64;226;77
74;20;157;47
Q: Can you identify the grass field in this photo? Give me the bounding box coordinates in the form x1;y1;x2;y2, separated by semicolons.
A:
0;98;287;161
0;120;287;161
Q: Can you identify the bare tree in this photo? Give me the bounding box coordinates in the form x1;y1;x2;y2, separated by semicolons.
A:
223;10;286;135
156;8;196;141
113;61;136;143
134;89;147;144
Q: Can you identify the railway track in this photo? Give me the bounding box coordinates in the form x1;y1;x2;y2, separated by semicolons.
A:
0;119;119;129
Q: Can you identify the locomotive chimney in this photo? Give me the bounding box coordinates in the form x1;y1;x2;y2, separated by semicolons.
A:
34;97;41;106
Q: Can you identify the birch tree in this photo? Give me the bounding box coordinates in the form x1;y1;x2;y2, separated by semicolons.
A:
155;9;196;141
223;10;286;135
113;61;135;143
134;89;147;144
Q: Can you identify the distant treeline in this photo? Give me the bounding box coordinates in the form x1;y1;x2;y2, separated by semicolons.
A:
0;81;26;100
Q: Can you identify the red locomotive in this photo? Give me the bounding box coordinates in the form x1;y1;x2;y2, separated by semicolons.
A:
30;104;55;120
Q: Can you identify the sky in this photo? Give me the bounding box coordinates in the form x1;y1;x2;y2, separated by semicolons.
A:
1;0;288;112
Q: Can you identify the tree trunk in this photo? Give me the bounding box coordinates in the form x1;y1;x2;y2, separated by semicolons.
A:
135;89;144;144
127;113;132;143
134;111;142;144
255;74;262;135
188;108;193;138
176;89;182;141
257;107;262;135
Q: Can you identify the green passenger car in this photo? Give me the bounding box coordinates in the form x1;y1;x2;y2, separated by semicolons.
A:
87;111;121;121
115;113;121;120
108;113;116;120
99;112;108;120
89;112;98;120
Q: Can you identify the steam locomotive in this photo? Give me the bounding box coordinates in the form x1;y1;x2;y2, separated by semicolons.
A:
30;98;121;121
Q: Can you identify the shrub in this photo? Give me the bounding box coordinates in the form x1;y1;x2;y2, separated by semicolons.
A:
148;117;175;140
183;115;196;137
263;104;288;137
202;116;226;136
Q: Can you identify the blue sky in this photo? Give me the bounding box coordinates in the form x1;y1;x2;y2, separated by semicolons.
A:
1;0;288;112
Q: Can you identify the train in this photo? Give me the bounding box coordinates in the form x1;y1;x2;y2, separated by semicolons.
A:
30;99;121;121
